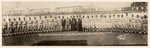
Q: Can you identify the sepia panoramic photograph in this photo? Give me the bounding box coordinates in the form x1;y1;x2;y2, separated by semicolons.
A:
2;2;148;46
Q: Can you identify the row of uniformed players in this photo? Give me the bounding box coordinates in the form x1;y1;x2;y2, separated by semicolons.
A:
2;15;147;36
2;15;84;36
82;15;147;32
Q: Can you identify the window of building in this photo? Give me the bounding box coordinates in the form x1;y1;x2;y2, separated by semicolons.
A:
139;7;141;10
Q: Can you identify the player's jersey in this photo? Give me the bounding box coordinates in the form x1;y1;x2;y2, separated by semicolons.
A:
54;19;59;25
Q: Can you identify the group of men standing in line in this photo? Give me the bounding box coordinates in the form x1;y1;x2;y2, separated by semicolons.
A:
2;14;148;35
53;15;83;31
2;15;83;34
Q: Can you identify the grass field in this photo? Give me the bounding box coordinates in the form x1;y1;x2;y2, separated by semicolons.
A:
2;31;147;46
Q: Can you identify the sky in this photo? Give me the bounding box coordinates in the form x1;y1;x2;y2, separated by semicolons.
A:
2;2;132;12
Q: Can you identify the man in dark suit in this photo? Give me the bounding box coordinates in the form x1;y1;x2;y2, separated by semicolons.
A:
61;16;66;31
2;19;6;34
77;15;83;31
72;16;77;31
70;16;73;31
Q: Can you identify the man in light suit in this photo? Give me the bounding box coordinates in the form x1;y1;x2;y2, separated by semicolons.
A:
66;17;71;31
58;16;62;31
54;17;59;31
